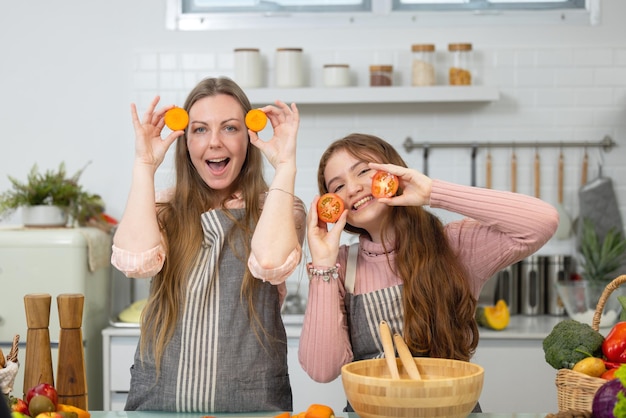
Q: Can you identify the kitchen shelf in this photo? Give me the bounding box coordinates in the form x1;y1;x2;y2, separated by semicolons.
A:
247;85;499;105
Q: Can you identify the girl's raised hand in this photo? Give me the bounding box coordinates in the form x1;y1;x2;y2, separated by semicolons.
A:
306;195;347;267
369;162;433;207
130;96;184;169
248;100;299;170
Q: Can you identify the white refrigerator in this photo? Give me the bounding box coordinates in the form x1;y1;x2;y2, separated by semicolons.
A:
0;226;111;410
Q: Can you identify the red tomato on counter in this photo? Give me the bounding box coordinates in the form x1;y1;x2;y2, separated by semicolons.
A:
371;171;399;198
317;193;345;223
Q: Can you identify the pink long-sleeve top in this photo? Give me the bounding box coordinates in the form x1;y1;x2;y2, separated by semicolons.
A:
298;179;559;383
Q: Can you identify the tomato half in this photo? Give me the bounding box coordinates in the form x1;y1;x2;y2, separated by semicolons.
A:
317;193;345;223
371;171;399;198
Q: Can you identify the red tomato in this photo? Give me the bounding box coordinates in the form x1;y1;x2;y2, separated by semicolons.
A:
602;367;619;380
317;193;345;223
371;171;399;198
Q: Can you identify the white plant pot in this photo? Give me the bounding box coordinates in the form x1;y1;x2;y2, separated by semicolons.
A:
22;205;68;227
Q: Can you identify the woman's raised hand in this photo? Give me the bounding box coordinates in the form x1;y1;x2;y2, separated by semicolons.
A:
248;100;299;170
369;162;433;207
130;96;183;169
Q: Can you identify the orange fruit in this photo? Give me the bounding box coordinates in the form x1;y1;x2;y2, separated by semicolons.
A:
57;403;90;418
273;413;291;418
164;107;189;131
245;109;268;132
305;403;335;418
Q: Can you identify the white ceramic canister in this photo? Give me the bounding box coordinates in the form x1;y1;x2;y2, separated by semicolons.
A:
323;64;350;87
234;48;263;88
275;48;304;88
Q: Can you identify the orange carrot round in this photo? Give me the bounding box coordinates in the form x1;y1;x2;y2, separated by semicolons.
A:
245;109;268;132
164;107;189;131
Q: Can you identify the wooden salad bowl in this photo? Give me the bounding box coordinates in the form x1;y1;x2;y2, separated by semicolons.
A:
341;357;484;418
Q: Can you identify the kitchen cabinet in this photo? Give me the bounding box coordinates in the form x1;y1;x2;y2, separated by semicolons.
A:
246;86;499;105
103;315;563;414
101;321;346;413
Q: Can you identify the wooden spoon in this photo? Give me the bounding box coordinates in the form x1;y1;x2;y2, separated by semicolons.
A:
393;333;421;380
379;320;399;379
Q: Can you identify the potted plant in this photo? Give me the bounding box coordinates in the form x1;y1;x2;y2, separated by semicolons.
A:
556;218;626;327
579;218;626;283
0;162;107;228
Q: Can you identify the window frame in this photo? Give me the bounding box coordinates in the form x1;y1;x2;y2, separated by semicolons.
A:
165;0;599;30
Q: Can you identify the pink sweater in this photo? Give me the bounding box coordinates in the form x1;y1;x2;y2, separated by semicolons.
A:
298;179;559;383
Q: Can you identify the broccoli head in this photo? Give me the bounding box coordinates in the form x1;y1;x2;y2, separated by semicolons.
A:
543;319;604;369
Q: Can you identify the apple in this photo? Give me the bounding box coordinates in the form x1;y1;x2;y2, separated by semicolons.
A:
26;383;57;407
36;413;63;418
9;397;29;415
11;412;29;418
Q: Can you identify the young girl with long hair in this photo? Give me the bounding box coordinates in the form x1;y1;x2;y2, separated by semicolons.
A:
299;133;558;410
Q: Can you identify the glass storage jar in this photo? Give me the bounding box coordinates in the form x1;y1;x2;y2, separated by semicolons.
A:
369;65;393;87
323;64;350;87
275;47;304;88
411;44;436;86
448;43;472;85
234;48;263;88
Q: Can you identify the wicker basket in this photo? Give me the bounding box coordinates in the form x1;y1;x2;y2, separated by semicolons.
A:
555;274;626;412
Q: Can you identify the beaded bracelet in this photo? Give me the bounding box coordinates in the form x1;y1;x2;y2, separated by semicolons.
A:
307;262;340;282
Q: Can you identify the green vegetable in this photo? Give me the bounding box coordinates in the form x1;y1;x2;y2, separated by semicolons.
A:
615;366;626;416
542;319;604;369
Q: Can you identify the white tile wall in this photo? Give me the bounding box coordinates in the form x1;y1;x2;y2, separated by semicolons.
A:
128;43;626;295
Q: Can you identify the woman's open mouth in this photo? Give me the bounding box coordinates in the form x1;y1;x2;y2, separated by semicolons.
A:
206;157;230;174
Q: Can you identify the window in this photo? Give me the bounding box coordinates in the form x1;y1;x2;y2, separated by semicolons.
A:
393;0;586;11
166;0;597;30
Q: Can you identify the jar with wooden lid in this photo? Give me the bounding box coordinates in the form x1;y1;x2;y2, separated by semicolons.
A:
448;43;472;85
411;44;436;86
234;48;263;88
369;65;393;87
275;47;304;88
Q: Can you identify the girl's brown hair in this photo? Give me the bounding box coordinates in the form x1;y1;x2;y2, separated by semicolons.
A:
140;77;268;373
317;133;478;361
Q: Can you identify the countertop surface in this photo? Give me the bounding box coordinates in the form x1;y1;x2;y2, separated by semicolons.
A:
88;412;549;418
105;314;569;340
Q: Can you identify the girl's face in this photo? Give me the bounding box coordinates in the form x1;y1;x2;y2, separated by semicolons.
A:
323;149;390;240
186;94;248;196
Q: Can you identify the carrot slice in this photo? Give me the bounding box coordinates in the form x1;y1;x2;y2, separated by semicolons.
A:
164;107;189;131
245;109;268;132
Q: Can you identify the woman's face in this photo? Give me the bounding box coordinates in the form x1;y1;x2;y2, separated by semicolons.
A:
323;149;389;239
186;94;248;195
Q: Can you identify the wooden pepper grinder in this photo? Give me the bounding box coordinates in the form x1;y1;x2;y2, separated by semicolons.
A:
23;293;55;397
56;293;88;409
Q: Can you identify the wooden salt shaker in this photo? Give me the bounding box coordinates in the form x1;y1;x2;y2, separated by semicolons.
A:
56;293;88;409
23;293;55;396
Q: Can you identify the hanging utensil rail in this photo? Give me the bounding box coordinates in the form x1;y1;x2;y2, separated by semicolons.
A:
403;135;615;153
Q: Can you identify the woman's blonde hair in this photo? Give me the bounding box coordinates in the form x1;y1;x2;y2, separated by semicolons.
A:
140;77;268;373
317;133;479;361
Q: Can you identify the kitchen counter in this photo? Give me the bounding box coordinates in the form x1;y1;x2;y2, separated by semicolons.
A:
104;315;567;413
88;412;549;418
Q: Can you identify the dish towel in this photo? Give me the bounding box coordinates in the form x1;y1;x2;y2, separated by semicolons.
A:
79;227;112;272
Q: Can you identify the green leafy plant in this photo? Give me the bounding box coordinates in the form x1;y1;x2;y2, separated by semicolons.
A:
580;218;626;282
0;162;105;226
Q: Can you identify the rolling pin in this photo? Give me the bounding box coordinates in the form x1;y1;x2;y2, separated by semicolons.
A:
56;294;88;409
23;294;55;396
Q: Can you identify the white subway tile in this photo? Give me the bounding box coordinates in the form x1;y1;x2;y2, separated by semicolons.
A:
159;53;179;71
